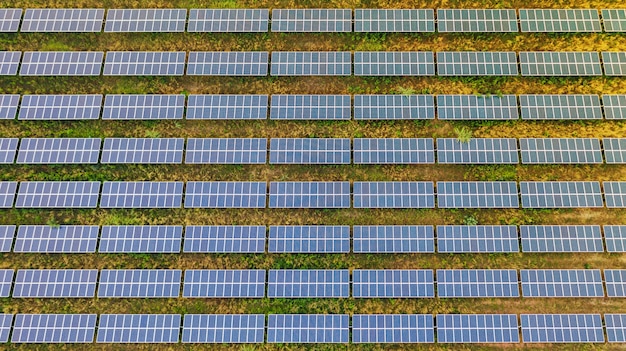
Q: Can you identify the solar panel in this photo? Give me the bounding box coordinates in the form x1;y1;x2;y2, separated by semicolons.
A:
605;181;626;208
15;181;100;208
187;94;268;119
436;181;519;208
21;9;104;32
267;314;349;343
183;270;265;298
105;9;186;32
353;95;435;120
268;225;349;253
186;138;267;164
14;225;98;253
270;95;351;120
269;138;350;164
520;138;603;164
436;138;519;164
0;51;21;75
521;269;604;297
100;181;183;208
97;314;181;343
353;181;435;208
437;94;519;120
270;51;351;76
352;314;434;343
182;314;265;343
98;270;181;298
12;314;96;343
268;270;350;298
0;225;15;252
188;51;269;76
602;9;626;32
603;94;626;119
354;52;435;76
18;94;102;120
103;51;185;76
0;94;19;119
520;94;602;120
188;9;269;32
101;138;184;164
269;181;351;208
437;9;518;32
604;225;626;252
0;270;13;297
520;181;603;208
102;94;184;120
604;138;626;163
353;225;434;253
17;138;101;164
0;314;11;342
602;52;626;76
183;225;265;253
605;314;626;343
519;52;602;76
0;181;16;208
13;269;97;298
184;181;266;208
520;225;604;252
521;314;604;343
519;9;601;32
604;270;626;297
0;138;18;163
99;225;182;253
436;52;518;76
436;269;519;298
0;9;22;32
436;225;519;253
271;9;352;32
437;314;519;343
354;138;435;164
352;270;434;298
355;9;434;32
20;51;103;76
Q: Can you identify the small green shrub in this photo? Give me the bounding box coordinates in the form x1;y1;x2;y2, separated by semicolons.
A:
454;127;473;143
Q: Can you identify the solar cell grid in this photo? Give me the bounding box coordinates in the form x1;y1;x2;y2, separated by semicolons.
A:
437;94;519;120
100;181;183;208
271;9;352;32
183;270;265;298
0;181;16;208
520;138;603;164
267;314;349;343
183;225;265;253
604;269;626;297
269;181;350;208
188;9;269;32
268;225;350;253
602;52;626;76
354;138;435;164
436;138;519;164
98;270;181;298
0;314;11;343
0;9;22;32
436;9;518;32
268;270;350;298
519;52;602;76
184;181;266;208
519;9;602;32
604;225;626;252
271;51;351;76
0;270;13;297
17;138;101;164
436;52;518;76
436;269;519;298
187;94;268;120
604;181;626;208
603;95;626;119
102;94;184;120
0;138;18;163
353;225;435;253
353;181;435;208
605;314;626;343
186;138;267;164
12;314;97;343
521;314;604;343
520;181;603;208
13;269;97;298
436;225;519;253
21;9;104;32
101;138;184;164
0;225;15;252
353;95;435;120
602;9;626;32
270;138;350;164
99;225;182;253
182;314;265;343
352;269;435;298
15;181;100;208
97;314;181;343
0;94;19;119
20;51;103;76
352;314;435;343
105;9;186;32
519;94;602;120
604;138;626;163
354;51;435;76
520;225;604;252
270;95;350;120
437;314;519;343
436;181;519;208
521;269;604;297
188;51;269;76
355;9;435;32
103;51;185;76
0;51;21;75
18;94;102;120
14;225;98;253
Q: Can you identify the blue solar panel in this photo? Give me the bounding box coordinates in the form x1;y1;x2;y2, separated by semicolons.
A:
0;225;15;252
17;138;101;164
270;51;351;76
18;94;102;120
99;225;182;253
521;269;604;297
437;9;518;32
354;51;435;76
188;9;269;32
270;138;350;164
519;9;601;32
353;270;434;298
353;181;435;208
103;51;185;75
268;270;349;298
0;94;19;119
14;225;98;253
521;314;604;343
271;9;352;32
21;9;104;32
354;138;434;164
604;225;626;252
437;94;519;120
0;314;11;343
437;314;519;343
603;95;626;120
436;138;519;164
186;138;267;164
98;270;181;298
520;181;603;208
0;51;21;75
0;181;16;208
437;51;518;76
354;94;435;120
187;95;268;119
269;181;350;208
12;314;96;343
105;9;186;32
353;225;434;253
268;225;349;253
20;51;103;76
605;270;626;297
605;314;626;343
100;181;183;208
520;138;602;164
436;181;519;208
184;181;266;208
13;269;97;298
0;9;22;32
519;52;602;76
97;314;181;343
352;314;435;343
604;181;626;208
436;269;519;298
182;314;265;343
602;52;626;76
101;138;184;164
520;94;603;120
188;51;269;76
183;270;265;298
604;138;626;163
183;226;265;253
355;9;435;32
103;94;184;120
0;270;13;297
15;181;100;208
270;95;350;120
603;9;626;32
520;225;604;252
267;314;349;343
436;225;519;253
